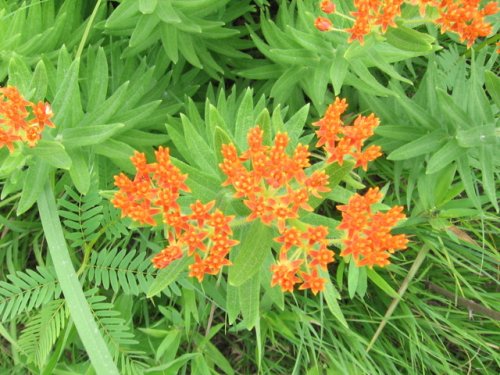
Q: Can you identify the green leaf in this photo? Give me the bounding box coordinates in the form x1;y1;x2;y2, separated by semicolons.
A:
388;131;446;160
180;114;217;175
29;60;48;101
25;141;72;170
238;273;260;330
52;59;80;130
8;56;32;96
37;184;119;374
234;88;254;150
484;70;500;108
139;0;157;14
147;257;191;298
366;268;398;298
426;140;462;174
17;159;50;215
226;283;240;325
62;123;124;148
348;261;359;299
480;144;498;212
330;49;348;96
385;25;434;52
68;150;90;194
229;222;273;287
456;125;497;148
320;270;348;328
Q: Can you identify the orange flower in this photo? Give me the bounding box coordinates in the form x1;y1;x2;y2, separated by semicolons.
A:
314;16;333;31
271;259;303;293
320;0;336;14
221;126;320;231
0;86;54;152
271;224;333;293
313;97;382;170
299;270;326;295
337;187;408;267
113;149;237;279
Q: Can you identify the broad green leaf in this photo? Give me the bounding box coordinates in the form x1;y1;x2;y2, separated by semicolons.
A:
480;144;498;211
284;104;309;149
229;222;273;287
385;25;434;52
68;149;90;195
388;131;446;160
180;114;218;175
25;140;72;170
366;268;398;298
52;59;80;130
214;126;233;165
347;61;397;97
238;273;260;330
330;49;348;96
129;14;160;48
147;257;191;298
17;159;50;215
8;56;32;96
29;60;48;101
226;283;240;325
234;88;254;150
62;123;124;148
320;270;348;328
86;47;108;113
456;125;497;148
348;261;359;299
139;0;157;14
426;140;462;174
156;0;181;23
484;70;500;108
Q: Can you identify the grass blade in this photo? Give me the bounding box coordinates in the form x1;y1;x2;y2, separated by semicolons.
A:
37;182;118;374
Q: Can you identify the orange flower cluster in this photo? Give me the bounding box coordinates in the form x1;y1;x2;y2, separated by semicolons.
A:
112;147;238;281
348;0;405;43
272;225;334;295
314;0;498;47
433;0;498;48
313;97;382;170
0;86;54;152
337;187;409;267
220;126;329;231
220;126;334;294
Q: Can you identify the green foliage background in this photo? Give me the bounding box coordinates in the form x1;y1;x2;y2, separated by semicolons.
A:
0;0;498;374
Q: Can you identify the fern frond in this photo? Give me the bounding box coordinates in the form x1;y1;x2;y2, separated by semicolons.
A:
86;248;155;295
18;299;68;369
0;266;60;322
58;185;103;249
102;202;130;241
86;290;147;373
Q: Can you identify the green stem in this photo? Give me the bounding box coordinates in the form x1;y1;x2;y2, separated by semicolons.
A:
37;182;118;375
76;0;103;60
366;245;430;352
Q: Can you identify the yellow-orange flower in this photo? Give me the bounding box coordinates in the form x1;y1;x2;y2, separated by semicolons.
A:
314;16;333;31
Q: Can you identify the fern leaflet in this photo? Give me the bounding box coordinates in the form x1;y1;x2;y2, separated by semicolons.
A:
86;290;147;374
18;299;68;369
58;185;103;249
86;248;156;295
0;266;60;321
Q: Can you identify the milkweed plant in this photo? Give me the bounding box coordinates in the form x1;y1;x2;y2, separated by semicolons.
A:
0;1;498;374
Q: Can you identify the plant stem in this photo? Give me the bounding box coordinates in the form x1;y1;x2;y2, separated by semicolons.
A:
76;0;103;60
366;245;430;352
37;182;118;375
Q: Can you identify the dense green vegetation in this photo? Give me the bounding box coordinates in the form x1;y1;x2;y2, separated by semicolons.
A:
0;1;498;374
